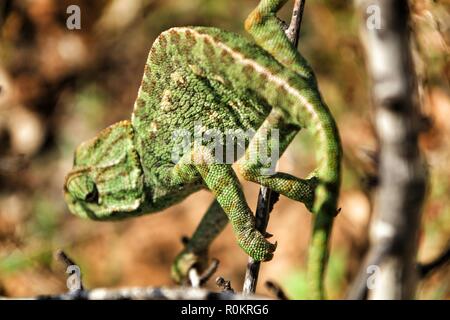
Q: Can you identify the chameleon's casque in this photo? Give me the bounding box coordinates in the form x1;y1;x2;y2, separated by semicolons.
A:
64;0;342;299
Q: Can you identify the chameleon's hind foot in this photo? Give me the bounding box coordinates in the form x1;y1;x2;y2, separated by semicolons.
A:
171;249;208;284
238;229;277;261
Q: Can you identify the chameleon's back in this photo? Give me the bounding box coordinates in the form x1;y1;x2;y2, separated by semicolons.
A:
131;27;283;178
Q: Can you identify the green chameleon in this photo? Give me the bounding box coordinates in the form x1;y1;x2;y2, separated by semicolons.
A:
64;0;341;299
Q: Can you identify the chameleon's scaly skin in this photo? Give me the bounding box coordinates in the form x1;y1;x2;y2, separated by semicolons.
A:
64;0;341;299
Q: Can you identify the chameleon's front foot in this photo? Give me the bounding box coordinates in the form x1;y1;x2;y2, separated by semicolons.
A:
237;228;277;261
171;249;208;284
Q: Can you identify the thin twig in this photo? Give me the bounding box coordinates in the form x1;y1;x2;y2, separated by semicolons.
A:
265;281;289;300
56;249;77;268
216;277;235;293
286;0;306;47
242;0;306;296
199;258;220;286
56;249;84;292
417;242;450;278
188;269;201;288
243;189;279;295
188;259;219;288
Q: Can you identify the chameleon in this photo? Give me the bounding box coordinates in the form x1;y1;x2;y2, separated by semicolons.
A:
63;0;342;299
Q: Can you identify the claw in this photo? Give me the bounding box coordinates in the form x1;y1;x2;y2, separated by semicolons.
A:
264;253;274;261
181;236;190;245
334;207;342;216
237;228;278;262
272;241;278;250
264;232;273;238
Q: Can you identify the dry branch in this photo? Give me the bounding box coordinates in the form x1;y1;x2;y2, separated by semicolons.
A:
349;0;427;300
417;243;450;279
1;287;266;300
0;251;268;300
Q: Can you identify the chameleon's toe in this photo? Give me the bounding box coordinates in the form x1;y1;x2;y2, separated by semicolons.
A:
171;250;208;284
238;229;277;262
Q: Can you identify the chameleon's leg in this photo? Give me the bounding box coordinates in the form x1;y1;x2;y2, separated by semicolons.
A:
237;109;318;210
171;199;228;283
171;145;277;262
245;0;340;299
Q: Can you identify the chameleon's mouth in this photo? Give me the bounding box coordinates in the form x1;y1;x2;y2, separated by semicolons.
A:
64;188;146;221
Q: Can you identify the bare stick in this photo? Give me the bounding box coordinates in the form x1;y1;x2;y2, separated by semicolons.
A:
216;277;235;293
188;259;219;288
56;250;77;268
349;241;450;299
243;0;306;295
349;0;427;300
417;242;450;278
243;189;279;294
56;249;84;292
286;0;306;47
1;286;268;300
265;280;289;300
199;258;220;286
188;269;201;288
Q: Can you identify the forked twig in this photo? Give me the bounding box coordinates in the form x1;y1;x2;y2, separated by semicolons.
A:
216;277;235;293
188;259;220;288
199;258;220;286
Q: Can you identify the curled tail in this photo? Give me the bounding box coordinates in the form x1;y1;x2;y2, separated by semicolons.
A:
245;0;342;299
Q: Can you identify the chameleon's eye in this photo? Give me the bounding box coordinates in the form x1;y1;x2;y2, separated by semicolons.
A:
67;174;98;203
85;185;99;203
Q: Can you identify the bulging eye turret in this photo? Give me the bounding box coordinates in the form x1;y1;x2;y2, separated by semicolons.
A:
66;173;98;203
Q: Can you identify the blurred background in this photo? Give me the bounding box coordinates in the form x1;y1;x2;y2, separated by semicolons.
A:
0;0;448;299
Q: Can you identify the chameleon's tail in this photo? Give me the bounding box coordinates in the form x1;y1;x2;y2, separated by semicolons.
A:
245;0;342;299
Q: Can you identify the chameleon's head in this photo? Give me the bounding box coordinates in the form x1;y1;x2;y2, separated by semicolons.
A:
64;121;147;220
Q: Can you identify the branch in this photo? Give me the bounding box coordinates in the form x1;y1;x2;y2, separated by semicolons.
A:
265;280;289;300
242;188;279;295
417;242;450;278
1;286;268;300
350;0;427;300
216;276;235;293
56;249;84;294
199;258;220;286
0;251;268;300
188;258;220;288
242;0;306;296
286;0;306;47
